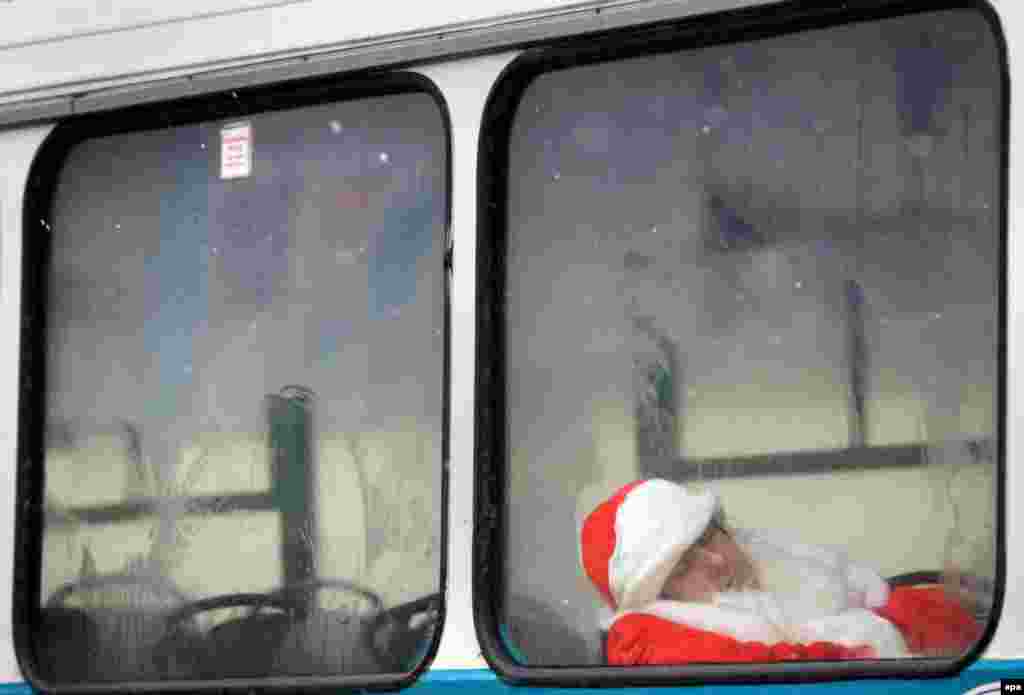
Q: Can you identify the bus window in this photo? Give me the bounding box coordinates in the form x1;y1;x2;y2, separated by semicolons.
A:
20;74;447;690
478;3;1003;684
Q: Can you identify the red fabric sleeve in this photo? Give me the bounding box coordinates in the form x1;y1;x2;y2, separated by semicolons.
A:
873;586;981;655
606;613;875;666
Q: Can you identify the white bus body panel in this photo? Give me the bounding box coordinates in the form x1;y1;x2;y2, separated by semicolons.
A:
1001;0;1024;664
0;0;1017;684
0;125;57;683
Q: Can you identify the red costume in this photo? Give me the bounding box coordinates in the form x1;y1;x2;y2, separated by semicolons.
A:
581;480;981;665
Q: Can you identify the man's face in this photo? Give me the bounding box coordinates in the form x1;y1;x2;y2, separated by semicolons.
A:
660;523;759;603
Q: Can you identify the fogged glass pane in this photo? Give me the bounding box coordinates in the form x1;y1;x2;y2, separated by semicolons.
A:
503;10;1000;666
38;91;445;683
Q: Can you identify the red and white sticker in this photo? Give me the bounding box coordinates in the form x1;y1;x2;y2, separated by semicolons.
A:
220;121;252;179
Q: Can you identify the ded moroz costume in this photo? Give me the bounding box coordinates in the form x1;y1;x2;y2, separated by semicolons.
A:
580;479;981;665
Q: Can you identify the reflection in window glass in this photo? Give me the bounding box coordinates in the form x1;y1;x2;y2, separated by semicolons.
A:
37;90;446;683
501;10;1000;667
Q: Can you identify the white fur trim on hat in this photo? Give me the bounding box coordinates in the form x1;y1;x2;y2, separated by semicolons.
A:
608;479;719;611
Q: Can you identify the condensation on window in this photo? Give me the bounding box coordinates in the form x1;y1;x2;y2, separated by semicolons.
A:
37;91;446;683
501;9;1000;666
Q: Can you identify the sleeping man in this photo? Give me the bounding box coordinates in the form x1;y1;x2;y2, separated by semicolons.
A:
580;479;981;664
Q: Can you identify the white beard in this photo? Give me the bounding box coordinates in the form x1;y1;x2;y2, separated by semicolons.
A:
630;529;907;657
715;530;860;628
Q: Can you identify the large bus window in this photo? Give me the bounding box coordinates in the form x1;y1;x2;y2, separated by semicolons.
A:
18;75;447;691
478;3;1002;684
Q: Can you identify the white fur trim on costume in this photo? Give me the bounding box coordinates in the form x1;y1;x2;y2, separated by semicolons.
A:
845;562;890;609
627;598;909;658
625;599;788;643
798;609;909;658
608;480;718;611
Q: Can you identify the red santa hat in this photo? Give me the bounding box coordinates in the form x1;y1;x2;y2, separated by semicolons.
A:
580;479;720;612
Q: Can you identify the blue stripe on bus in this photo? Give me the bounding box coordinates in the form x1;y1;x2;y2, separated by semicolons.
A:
407;662;1022;694
1;661;1021;694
